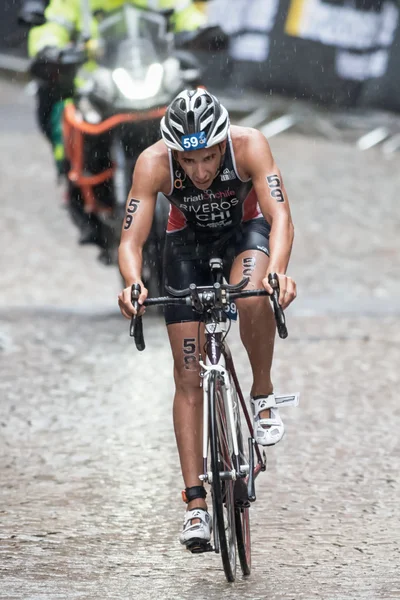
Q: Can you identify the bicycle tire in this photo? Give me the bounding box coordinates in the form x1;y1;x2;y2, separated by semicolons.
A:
235;505;251;576
231;378;252;576
209;370;237;582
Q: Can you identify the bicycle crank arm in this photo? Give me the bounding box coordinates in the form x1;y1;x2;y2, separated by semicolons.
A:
262;450;267;471
247;437;256;502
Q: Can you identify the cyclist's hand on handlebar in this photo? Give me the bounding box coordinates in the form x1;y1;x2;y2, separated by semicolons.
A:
118;282;148;319
262;272;297;310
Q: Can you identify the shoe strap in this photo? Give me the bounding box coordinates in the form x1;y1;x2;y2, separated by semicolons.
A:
257;416;282;427
251;394;277;415
183;508;209;527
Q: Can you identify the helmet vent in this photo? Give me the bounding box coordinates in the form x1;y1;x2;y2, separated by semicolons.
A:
203;122;212;136
214;122;227;137
163;130;174;143
187;110;195;133
202;106;213;122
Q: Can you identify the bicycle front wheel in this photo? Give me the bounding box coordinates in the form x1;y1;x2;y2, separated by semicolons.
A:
232;378;252;576
209;370;236;582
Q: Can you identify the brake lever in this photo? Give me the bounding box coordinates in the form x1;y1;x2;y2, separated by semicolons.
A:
268;273;288;339
130;284;145;351
130;284;139;337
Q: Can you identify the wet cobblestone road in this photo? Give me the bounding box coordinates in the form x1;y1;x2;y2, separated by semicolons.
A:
1;80;400;599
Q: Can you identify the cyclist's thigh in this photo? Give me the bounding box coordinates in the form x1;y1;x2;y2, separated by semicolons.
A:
163;229;211;325
229;218;271;287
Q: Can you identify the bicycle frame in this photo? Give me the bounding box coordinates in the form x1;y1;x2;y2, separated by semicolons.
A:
199;318;265;493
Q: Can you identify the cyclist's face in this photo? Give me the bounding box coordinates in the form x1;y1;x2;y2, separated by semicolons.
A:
175;142;226;190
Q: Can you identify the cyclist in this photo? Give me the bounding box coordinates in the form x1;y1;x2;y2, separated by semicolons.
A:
118;88;297;547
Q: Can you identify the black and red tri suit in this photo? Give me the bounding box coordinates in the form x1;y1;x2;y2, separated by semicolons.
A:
162;131;271;325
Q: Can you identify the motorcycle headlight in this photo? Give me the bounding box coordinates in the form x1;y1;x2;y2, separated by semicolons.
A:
112;64;164;100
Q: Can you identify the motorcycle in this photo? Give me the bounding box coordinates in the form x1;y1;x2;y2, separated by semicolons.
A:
31;4;202;297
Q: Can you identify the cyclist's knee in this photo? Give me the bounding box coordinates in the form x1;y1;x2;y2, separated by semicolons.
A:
174;363;201;395
236;294;271;318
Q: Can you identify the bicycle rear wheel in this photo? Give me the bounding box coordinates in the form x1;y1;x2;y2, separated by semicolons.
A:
209;370;236;582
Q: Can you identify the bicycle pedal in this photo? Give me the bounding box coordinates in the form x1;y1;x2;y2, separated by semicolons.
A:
186;540;214;554
235;499;251;509
274;392;300;407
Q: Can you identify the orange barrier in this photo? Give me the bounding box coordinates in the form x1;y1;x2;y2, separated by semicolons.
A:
63;103;166;213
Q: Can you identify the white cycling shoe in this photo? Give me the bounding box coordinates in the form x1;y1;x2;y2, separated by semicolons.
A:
251;394;284;446
251;393;300;446
179;508;212;548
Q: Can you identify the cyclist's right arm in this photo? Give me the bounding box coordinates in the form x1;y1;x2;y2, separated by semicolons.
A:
118;147;168;318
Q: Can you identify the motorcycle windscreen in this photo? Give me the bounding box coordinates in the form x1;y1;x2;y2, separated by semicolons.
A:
97;6;168;70
95;5;177;108
94;5;181;109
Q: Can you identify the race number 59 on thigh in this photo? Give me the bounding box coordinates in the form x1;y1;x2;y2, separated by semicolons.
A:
225;301;238;321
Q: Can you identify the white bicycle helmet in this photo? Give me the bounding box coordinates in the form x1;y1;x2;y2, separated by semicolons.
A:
160;88;230;152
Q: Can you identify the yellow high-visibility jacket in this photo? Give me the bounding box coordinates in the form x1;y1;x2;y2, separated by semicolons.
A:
28;0;206;56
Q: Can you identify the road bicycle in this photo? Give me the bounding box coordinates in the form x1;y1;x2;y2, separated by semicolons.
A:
129;257;298;582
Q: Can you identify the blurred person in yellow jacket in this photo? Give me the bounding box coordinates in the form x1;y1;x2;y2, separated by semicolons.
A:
26;0;206;256
28;0;205;170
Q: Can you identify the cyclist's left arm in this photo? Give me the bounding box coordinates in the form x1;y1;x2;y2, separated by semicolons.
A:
242;128;296;309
